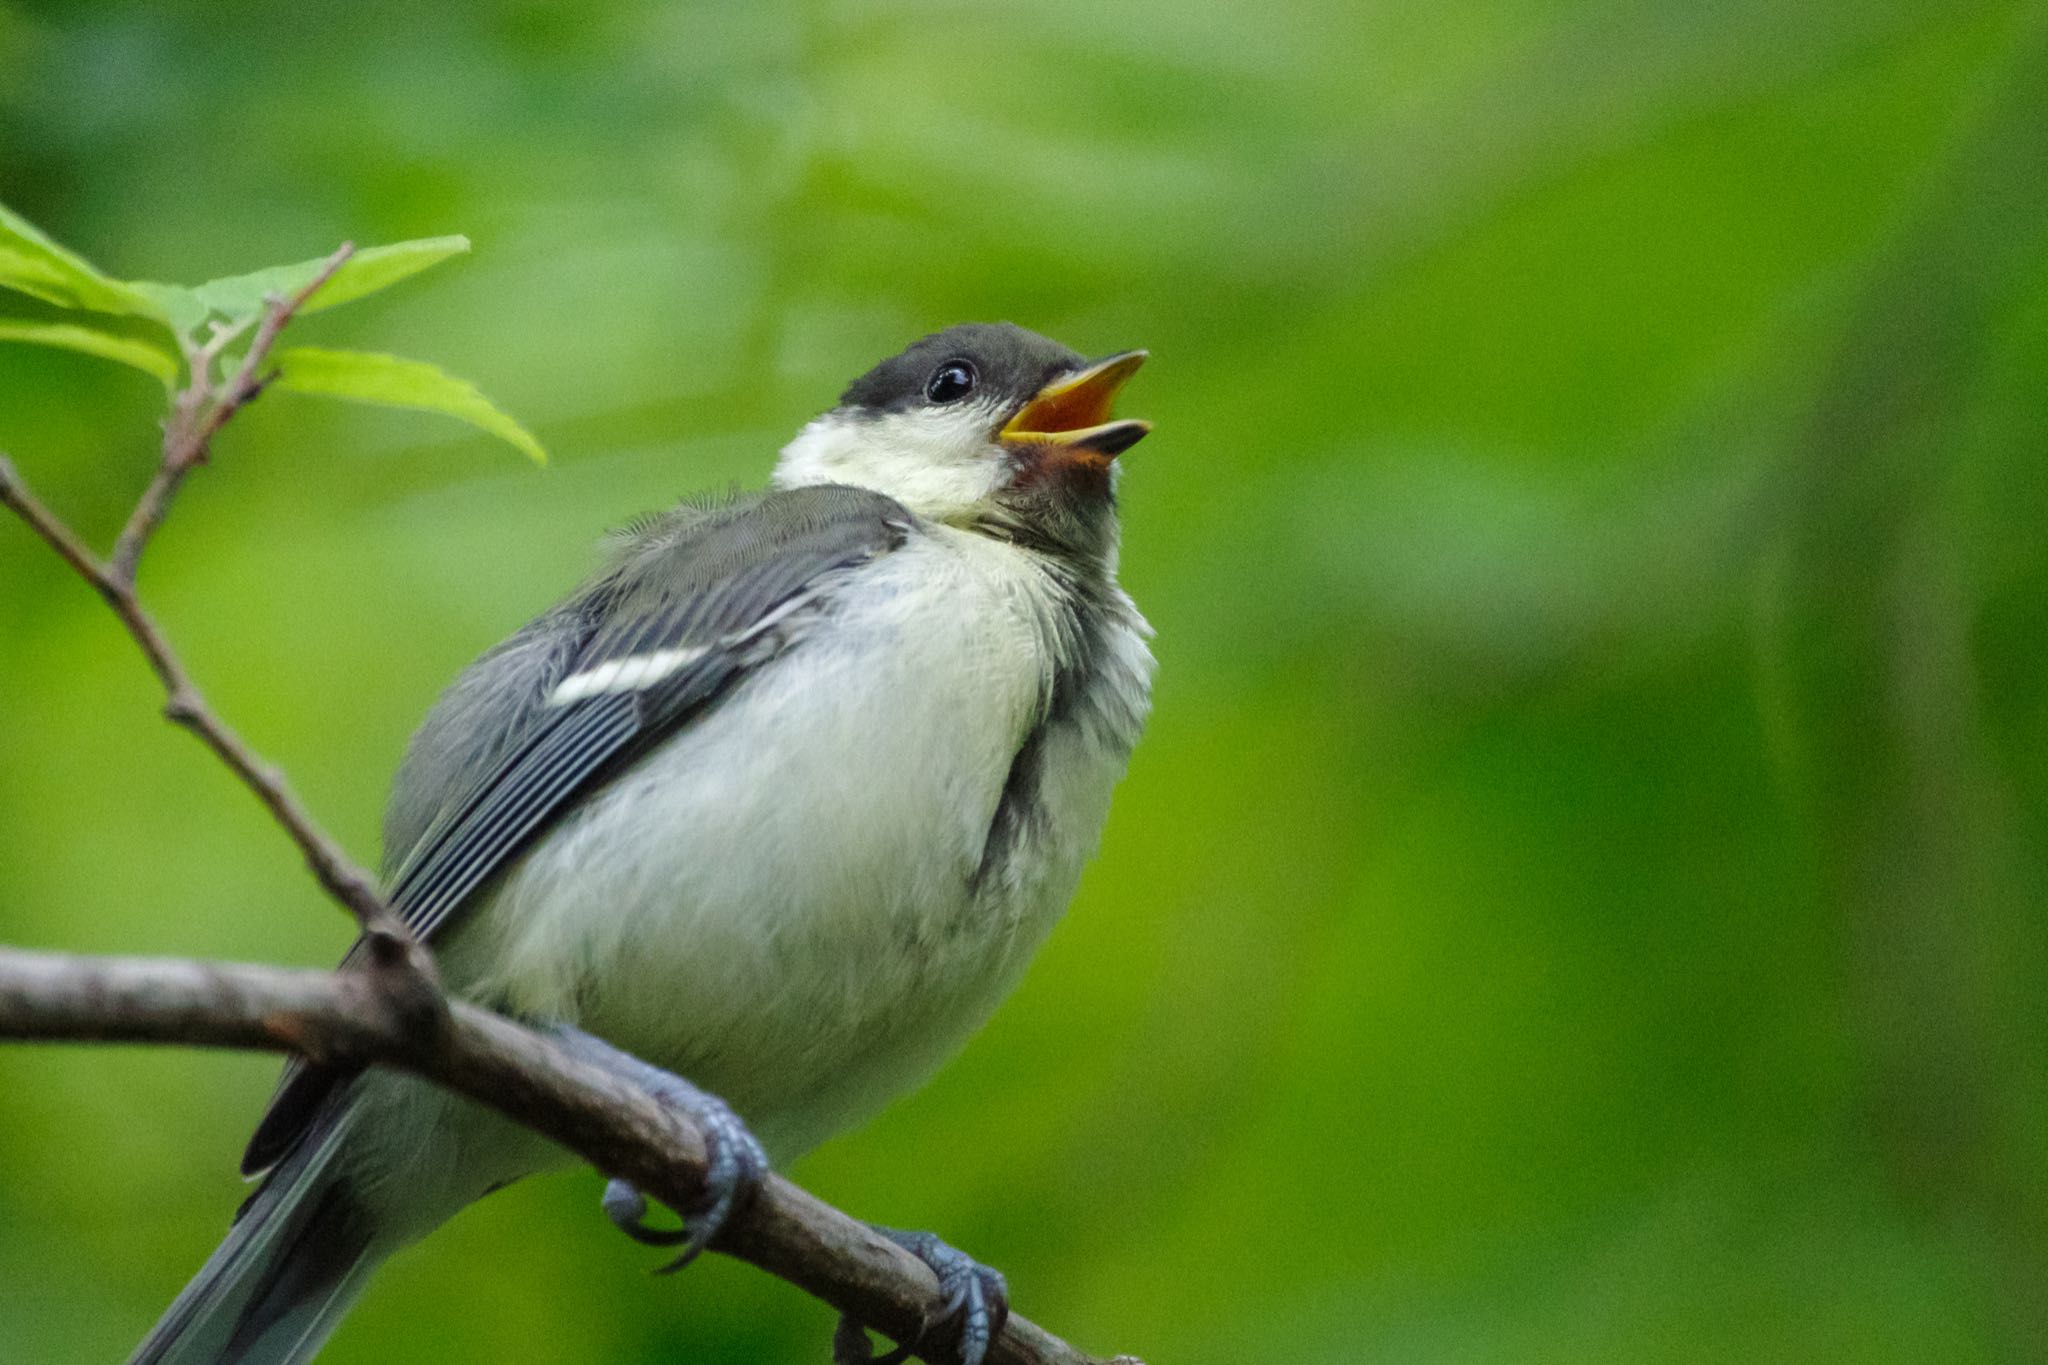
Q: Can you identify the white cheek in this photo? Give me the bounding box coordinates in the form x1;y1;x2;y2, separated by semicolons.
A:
773;405;1005;519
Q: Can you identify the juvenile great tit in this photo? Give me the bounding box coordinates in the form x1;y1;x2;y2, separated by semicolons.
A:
130;323;1155;1365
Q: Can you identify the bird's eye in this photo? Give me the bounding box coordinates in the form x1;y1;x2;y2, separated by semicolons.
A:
925;361;976;404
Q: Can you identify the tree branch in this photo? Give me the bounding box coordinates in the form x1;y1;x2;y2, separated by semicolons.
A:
0;240;418;963
0;451;415;961
0;947;1132;1365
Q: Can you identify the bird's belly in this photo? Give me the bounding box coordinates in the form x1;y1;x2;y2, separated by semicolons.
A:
443;535;1089;1160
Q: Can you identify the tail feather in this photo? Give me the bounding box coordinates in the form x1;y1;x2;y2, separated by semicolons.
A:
131;1112;383;1365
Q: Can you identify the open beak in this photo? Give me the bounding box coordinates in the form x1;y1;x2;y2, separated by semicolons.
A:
1000;350;1151;459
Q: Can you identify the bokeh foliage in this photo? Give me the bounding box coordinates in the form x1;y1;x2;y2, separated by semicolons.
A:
3;1;2046;1362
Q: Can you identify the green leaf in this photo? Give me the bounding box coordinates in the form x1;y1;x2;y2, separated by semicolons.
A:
123;281;213;335
186;236;471;322
0;202;168;321
0;320;179;387
270;346;545;463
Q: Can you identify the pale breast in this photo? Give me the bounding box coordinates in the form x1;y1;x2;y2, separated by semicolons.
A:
442;524;1122;1159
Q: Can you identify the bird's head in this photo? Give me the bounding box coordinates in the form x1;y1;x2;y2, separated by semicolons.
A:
774;323;1149;560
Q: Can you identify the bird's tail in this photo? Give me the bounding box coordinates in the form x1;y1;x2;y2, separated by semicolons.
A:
129;1110;385;1365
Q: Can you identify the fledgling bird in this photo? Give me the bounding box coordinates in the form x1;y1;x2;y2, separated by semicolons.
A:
131;323;1155;1365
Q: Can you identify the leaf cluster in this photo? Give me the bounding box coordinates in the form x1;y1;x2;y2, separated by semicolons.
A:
0;205;542;461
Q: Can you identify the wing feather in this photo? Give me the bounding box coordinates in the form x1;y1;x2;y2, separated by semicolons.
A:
242;484;909;1173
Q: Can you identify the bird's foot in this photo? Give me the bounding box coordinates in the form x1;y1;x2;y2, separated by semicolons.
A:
596;1089;769;1273
548;1025;769;1273
833;1226;1010;1365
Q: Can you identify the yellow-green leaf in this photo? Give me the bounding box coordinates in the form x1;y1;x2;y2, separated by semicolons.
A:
0;202;168;321
271;346;544;463
0;320;179;387
186;236;471;322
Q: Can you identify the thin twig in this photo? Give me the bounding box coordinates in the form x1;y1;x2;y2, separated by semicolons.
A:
111;242;354;584
0;239;411;961
0;948;1136;1365
0;456;413;956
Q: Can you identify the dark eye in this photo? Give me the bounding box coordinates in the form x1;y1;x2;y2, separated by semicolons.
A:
925;360;976;404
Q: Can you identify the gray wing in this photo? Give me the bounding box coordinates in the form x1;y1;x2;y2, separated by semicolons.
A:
242;483;910;1174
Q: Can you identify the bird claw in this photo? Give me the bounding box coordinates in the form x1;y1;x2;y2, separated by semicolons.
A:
599;1084;768;1272
833;1227;1010;1365
549;1026;769;1275
602;1179;689;1247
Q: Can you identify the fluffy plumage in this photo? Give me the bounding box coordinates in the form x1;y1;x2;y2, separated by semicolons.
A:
133;323;1153;1365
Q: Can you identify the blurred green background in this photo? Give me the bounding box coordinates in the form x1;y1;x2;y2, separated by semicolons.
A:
4;0;2047;1361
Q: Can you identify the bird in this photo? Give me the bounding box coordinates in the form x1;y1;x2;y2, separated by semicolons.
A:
130;322;1156;1365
